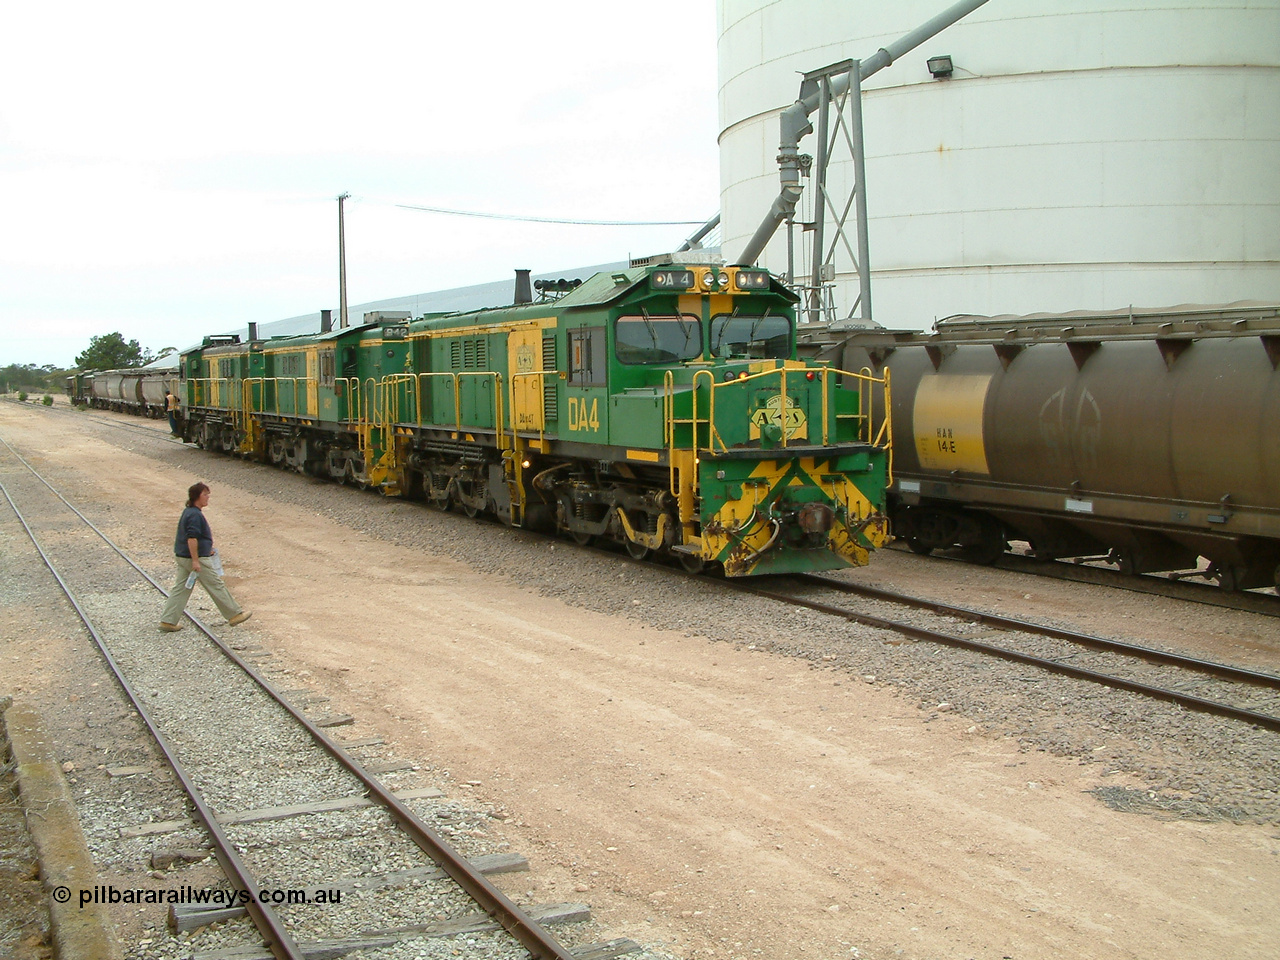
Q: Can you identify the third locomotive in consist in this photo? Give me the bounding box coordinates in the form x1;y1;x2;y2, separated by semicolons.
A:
830;302;1280;591
178;260;893;576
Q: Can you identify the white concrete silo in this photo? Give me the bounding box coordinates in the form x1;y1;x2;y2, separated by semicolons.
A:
717;0;1280;326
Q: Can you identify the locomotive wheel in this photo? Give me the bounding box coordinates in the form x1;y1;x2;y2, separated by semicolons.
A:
957;541;1004;565
451;482;482;518
569;530;595;547
906;538;934;556
957;515;1006;566
679;552;707;574
624;539;651;561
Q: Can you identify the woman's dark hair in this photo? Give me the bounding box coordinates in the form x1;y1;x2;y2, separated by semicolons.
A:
186;482;210;507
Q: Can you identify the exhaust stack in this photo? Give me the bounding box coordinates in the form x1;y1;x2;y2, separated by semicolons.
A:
514;269;532;305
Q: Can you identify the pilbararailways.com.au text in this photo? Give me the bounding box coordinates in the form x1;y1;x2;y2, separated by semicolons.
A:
69;885;340;908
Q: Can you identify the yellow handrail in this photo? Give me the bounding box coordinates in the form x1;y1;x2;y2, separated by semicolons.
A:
379;374;415;428
188;377;314;416
663;362;893;471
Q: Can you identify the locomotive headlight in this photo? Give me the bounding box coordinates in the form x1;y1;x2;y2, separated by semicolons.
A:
735;270;770;290
724;370;736;381
717;272;730;289
700;272;715;290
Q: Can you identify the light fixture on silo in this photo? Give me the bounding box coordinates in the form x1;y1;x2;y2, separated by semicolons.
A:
927;55;953;79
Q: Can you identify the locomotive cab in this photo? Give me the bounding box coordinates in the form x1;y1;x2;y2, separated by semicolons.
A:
525;260;892;575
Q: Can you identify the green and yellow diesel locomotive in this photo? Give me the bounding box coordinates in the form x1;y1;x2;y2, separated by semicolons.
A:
180;260;892;575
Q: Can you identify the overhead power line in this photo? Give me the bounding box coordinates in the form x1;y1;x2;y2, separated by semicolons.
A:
390;201;705;227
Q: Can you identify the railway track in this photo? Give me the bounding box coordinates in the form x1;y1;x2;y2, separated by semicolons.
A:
720;571;1280;734
4;397;186;446
18;401;1280;733
895;542;1280;618
469;514;1280;737
0;434;628;960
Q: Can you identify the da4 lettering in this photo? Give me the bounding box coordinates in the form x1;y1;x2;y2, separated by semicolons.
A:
567;396;600;432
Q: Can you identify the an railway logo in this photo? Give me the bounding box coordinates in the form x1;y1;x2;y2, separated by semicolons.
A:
750;393;808;441
515;343;536;373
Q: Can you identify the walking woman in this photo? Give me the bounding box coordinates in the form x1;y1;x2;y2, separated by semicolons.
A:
160;482;251;630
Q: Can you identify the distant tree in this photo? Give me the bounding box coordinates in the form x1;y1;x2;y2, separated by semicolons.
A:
1;363;58;392
42;367;71;391
74;332;153;371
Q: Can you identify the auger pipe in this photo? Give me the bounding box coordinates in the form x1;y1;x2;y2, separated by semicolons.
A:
677;212;721;252
736;0;990;267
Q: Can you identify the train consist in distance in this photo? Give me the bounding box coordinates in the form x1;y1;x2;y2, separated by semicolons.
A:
67;367;179;418
826;302;1280;591
176;260;893;577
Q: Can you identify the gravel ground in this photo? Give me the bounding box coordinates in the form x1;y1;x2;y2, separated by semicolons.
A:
81;430;1279;826
0;435;665;960
4;403;1279;960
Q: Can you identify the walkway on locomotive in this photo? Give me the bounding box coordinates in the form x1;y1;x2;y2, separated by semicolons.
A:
179;266;891;462
393;264;891;457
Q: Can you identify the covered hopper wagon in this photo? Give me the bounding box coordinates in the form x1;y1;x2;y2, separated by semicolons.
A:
830;303;1280;591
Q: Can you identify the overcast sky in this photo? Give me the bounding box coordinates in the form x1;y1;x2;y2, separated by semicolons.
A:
1;1;721;368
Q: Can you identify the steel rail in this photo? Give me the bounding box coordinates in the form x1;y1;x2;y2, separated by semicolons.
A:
9;398;186;446
0;466;305;960
35;401;1279;746
449;511;1280;732
721;577;1280;734
793;573;1280;688
0;436;577;960
890;542;1280;619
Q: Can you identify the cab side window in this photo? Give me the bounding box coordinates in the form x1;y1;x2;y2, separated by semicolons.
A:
568;328;606;387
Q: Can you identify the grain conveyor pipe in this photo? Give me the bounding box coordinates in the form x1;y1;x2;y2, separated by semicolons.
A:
677;212;721;252
736;0;990;268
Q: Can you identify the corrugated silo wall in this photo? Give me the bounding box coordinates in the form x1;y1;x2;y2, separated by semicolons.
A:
717;0;1280;326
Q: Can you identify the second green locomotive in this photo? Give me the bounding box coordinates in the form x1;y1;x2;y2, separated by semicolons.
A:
180;260;892;576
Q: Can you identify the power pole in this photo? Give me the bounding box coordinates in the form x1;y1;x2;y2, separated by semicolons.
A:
338;192;350;328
